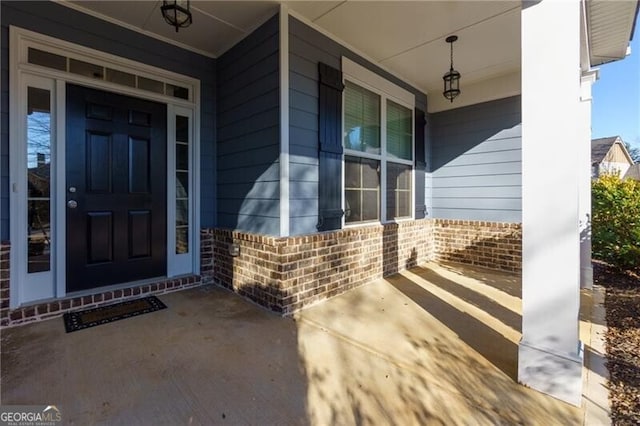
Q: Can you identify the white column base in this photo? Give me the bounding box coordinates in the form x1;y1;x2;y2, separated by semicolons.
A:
581;265;593;289
518;339;584;406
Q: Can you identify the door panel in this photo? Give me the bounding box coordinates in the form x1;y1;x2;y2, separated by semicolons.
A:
87;132;112;192
129;137;150;193
87;212;113;264
129;210;151;258
66;84;167;292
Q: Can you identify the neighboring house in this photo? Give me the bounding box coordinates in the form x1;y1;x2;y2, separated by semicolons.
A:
624;163;640;180
0;0;637;406
591;136;635;178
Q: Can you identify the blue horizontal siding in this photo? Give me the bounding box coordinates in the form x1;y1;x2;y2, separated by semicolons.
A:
216;13;280;235
288;16;428;235
218;213;279;236
0;1;217;239
428;96;522;223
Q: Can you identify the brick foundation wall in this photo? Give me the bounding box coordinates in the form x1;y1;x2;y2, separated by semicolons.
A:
1;242;10;326
205;219;436;315
1;219;522;327
433;219;522;273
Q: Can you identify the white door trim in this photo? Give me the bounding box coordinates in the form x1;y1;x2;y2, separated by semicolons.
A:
9;26;201;307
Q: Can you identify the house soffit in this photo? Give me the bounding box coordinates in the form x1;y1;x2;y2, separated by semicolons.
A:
587;0;639;66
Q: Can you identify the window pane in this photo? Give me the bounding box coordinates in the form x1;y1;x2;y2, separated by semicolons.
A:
175;115;190;254
176;199;189;226
361;158;379;189
138;77;165;94
345;157;361;188
28;200;51;273
106;68;136;87
362;190;379;221
345;190;362;223
69;58;104;79
176;227;189;254
387;163;412;219
344;82;380;154
27;87;52;273
176;115;189;142
167;84;189;100
28;88;52;198
176;144;188;171
28;48;66;71
176;171;189;198
344;156;380;224
387;100;412;161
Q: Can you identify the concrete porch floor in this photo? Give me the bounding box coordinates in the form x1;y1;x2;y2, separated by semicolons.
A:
1;262;602;425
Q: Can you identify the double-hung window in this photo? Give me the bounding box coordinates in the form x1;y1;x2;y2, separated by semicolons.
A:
342;66;414;225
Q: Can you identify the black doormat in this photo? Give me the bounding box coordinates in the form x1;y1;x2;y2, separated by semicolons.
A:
63;296;167;333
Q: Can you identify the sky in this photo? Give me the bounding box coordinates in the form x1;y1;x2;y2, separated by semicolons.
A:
591;18;640;151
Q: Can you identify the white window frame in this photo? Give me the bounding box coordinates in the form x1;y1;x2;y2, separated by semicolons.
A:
9;26;201;308
167;106;196;277
341;57;415;226
12;74;58;305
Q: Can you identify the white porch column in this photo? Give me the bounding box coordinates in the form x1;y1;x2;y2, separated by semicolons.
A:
579;70;597;289
519;0;583;406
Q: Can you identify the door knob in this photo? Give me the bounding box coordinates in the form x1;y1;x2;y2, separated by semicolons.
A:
67;200;78;209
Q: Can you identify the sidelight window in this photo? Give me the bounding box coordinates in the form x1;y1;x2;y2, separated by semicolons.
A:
175;115;190;254
26;87;52;273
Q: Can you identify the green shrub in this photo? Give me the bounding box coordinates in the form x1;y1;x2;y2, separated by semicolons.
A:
592;174;640;269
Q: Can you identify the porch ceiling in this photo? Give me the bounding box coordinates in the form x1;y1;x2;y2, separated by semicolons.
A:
60;1;638;96
62;1;522;95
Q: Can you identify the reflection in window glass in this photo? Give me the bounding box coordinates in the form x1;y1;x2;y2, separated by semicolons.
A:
28;48;67;71
387;100;412;160
167;84;189;100
176;115;189;142
69;58;104;79
176;171;189;198
344;156;380;223
106;68;136;87
175;115;190;254
27;87;52;273
343;82;381;154
386;163;412;219
138;76;165;94
342;78;414;224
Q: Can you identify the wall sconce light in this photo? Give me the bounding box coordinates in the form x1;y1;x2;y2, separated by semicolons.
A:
161;0;193;33
443;35;461;102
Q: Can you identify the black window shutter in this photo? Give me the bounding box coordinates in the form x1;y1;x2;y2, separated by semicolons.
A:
317;62;345;231
414;108;427;219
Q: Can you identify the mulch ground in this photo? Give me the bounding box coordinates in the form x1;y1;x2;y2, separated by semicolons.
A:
593;260;640;425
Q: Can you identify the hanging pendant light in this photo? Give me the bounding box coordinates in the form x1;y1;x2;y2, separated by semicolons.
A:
443;35;461;103
161;0;193;33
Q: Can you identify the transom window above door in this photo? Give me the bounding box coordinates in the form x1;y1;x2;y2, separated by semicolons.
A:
27;47;191;101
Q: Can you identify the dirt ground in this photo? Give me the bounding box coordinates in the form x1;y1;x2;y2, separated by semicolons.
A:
593;261;640;425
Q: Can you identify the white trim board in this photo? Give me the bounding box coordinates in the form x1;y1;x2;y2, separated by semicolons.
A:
342;57;415;106
279;5;290;237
